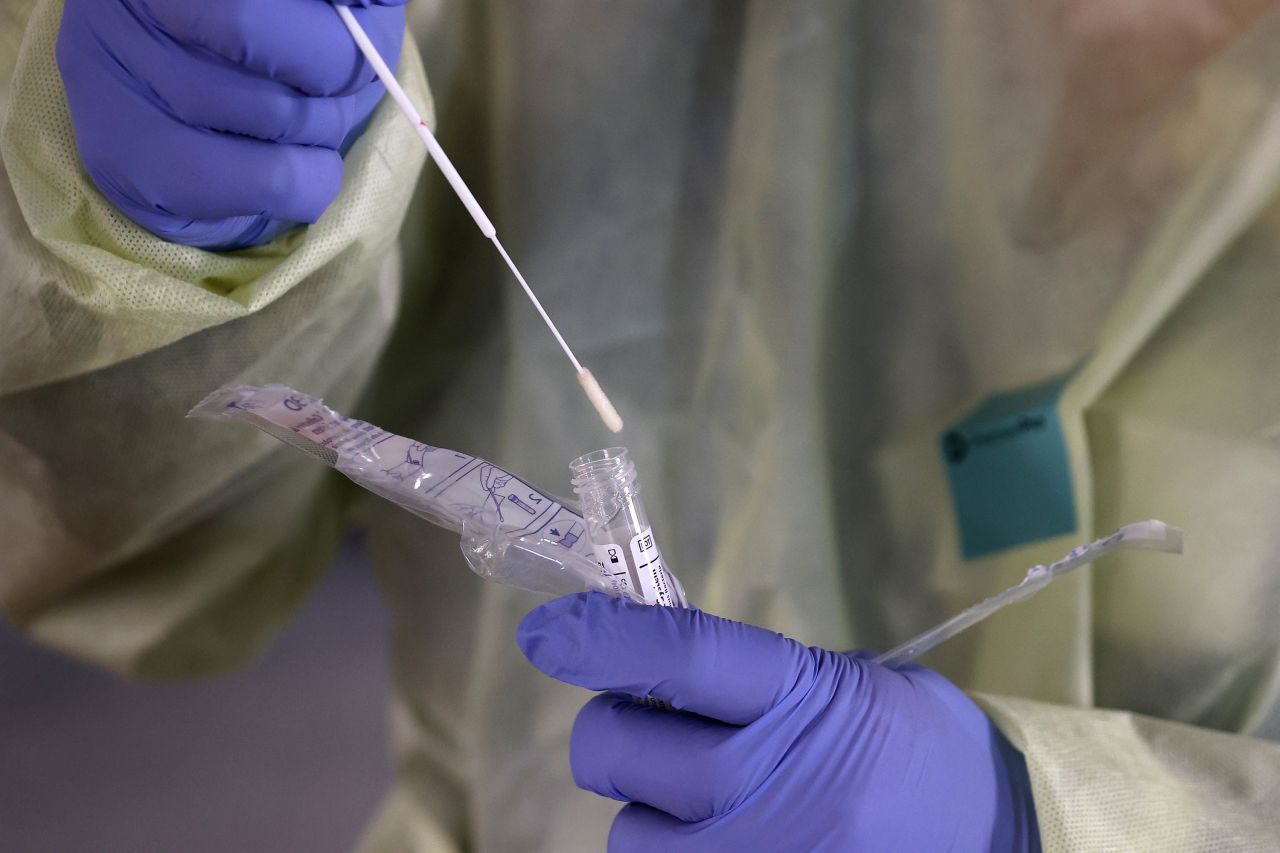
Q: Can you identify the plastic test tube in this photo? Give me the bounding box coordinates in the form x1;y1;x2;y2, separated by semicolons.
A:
570;448;686;607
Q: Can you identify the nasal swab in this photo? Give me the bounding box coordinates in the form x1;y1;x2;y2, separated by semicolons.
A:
333;3;623;434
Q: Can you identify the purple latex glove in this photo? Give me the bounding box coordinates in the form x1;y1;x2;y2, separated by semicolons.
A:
56;0;407;251
518;593;1041;852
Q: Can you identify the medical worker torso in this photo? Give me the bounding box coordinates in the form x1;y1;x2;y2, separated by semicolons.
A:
4;1;1280;850
360;4;1280;848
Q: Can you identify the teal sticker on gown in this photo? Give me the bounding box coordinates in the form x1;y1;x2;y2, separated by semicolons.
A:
940;371;1077;559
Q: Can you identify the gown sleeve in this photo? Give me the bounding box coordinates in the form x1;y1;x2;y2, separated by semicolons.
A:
978;693;1280;851
0;0;429;678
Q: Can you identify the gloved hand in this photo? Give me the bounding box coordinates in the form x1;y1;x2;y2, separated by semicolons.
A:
56;0;407;251
518;593;1041;852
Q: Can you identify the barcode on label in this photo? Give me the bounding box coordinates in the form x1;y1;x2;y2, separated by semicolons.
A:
630;528;675;606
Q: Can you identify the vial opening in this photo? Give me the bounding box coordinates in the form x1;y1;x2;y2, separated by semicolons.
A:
570;447;634;488
569;447;639;521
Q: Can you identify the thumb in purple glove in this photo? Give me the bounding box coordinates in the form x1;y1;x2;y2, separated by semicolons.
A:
518;592;1041;852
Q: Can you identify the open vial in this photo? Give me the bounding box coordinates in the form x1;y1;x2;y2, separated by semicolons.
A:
570;448;686;607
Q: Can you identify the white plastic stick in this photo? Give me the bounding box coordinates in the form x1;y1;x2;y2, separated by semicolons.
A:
874;520;1184;668
335;4;494;236
333;4;623;433
490;236;582;373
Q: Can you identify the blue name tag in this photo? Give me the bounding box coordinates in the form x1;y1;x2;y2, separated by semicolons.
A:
940;371;1078;559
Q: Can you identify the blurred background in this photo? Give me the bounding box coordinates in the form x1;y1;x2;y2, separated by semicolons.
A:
0;535;391;853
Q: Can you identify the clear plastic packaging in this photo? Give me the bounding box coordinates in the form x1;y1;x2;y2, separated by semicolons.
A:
188;384;647;602
875;520;1183;667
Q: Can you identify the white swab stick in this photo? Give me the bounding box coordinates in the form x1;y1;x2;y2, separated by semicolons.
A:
333;3;624;433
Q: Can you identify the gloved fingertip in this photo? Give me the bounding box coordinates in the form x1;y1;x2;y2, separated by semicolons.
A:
608;803;681;852
516;592;608;679
516;591;592;639
568;691;632;794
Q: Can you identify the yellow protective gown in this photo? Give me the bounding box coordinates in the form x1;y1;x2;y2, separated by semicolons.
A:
4;0;1280;850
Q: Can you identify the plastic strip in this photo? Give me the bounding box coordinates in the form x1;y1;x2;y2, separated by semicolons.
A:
875;520;1184;667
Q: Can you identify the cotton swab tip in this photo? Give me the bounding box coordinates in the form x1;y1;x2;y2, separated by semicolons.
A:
578;369;624;433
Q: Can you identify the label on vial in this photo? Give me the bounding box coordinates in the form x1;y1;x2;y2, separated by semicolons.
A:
630;528;675;606
592;542;636;597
